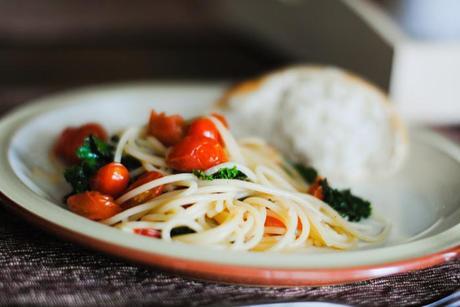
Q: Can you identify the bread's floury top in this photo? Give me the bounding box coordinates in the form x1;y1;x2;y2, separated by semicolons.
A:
218;65;408;182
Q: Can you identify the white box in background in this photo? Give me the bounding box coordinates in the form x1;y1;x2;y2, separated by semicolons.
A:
347;0;460;124
217;0;460;124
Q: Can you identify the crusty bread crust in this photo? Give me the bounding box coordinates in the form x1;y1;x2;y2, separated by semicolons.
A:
216;65;408;180
216;78;265;109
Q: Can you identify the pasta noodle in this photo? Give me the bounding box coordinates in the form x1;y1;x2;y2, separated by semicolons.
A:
100;115;388;252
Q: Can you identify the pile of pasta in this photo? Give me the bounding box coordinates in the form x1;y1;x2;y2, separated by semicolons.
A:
101;116;388;252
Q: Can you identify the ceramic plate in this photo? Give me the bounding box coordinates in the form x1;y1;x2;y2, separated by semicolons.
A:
0;83;459;286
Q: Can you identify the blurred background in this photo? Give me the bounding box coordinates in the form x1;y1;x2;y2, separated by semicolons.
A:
1;0;459;126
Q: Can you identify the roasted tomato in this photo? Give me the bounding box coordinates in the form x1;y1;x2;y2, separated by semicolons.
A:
123;171;164;208
308;178;324;200
148;110;185;146
186;114;228;144
67;191;121;220
54;123;107;164
166;136;228;171
187;118;221;143
90;162;130;197
264;215;302;231
133;228;161;238
264;215;285;228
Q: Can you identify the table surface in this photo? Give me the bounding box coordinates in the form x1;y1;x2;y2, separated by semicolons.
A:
0;88;459;307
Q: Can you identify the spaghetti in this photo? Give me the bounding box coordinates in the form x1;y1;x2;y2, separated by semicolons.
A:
89;114;389;252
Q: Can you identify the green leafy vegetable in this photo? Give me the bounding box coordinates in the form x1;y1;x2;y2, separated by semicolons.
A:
193;170;213;180
193;166;247;181
76;135;114;164
121;155;142;171
320;179;371;222
64;165;90;193
110;135;120;143
63;158;100;195
293;163;318;184
64;135;114;194
293;162;371;221
64;135;142;196
170;226;196;237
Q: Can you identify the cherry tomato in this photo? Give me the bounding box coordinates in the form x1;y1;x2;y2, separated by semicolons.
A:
166;136;228;171
264;215;302;231
186;114;229;144
77;123;108;140
133;228;161;238
67;191;121;220
187;118;222;143
264;215;285;228
148;110;185;146
90;162;130;197
54;123;107;164
54;127;78;163
308;178;324;200
123;171;164;208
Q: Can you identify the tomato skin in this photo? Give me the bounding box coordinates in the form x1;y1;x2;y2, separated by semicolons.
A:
67;191;121;220
166;136;228;171
148;110;185;146
186;114;229;144
264;215;285;228
77;123;108;140
90;162;130;197
187;118;222;143
308;178;324;200
54;123;107;164
123;171;164;208
54;127;78;163
264;215;302;231
133;228;161;238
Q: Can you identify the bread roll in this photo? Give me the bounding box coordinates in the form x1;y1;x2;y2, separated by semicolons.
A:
217;65;408;181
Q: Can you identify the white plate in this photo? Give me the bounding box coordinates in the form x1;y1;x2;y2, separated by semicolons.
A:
0;82;459;286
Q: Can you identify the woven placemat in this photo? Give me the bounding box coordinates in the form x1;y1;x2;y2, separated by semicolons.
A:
0;204;458;306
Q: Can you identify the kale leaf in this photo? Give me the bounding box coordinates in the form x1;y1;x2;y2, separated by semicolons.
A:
193;170;214;180
64;135;142;195
320;179;371;222
64;165;90;194
294;163;371;221
64;135;114;194
76;135;114;166
193;166;247;181
293;163;318;184
170;226;196;237
121;155;142;171
110;135;120;143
